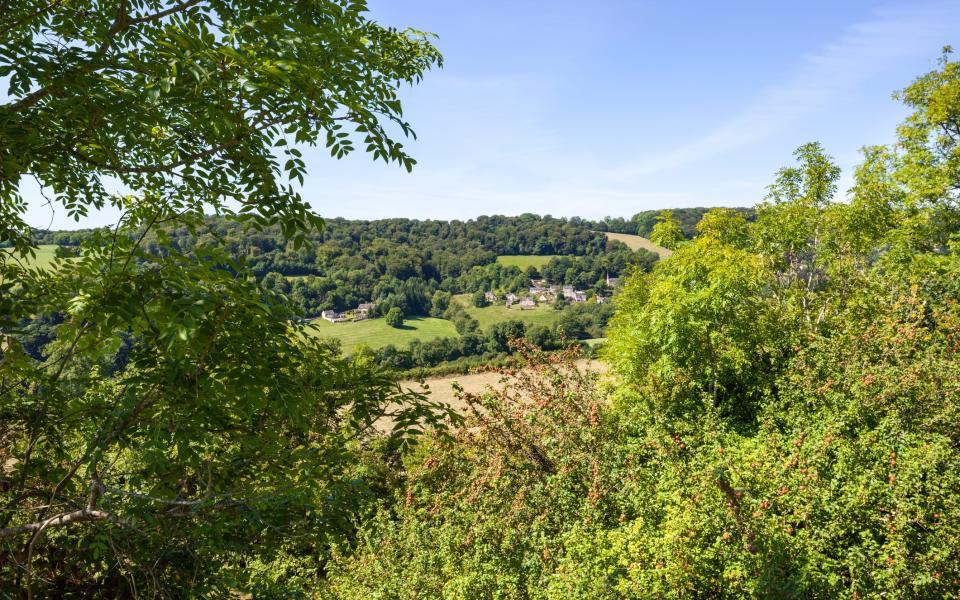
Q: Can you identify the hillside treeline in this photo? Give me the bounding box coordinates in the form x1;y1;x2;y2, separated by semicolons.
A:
33;215;659;317
587;206;755;239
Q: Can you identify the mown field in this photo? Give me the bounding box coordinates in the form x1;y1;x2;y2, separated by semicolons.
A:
372;358;609;432
303;296;565;354
495;255;559;269
304;315;458;353
454;294;562;331
2;245;61;269
602;232;671;258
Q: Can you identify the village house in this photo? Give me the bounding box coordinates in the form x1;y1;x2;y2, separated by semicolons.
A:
505;293;518;306
596;295;608;304
484;291;498;303
518;297;537;310
320;309;347;323
562;286;588;302
355;302;376;320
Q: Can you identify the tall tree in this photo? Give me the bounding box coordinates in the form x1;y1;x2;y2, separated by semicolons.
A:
0;1;446;595
649;209;684;250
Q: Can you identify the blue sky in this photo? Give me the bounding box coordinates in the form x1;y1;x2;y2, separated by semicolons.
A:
24;0;960;227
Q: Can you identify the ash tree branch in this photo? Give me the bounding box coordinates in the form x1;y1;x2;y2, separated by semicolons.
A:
0;509;112;539
129;0;204;25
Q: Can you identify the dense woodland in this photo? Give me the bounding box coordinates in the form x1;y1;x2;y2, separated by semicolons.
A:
31;215;657;317
1;2;959;598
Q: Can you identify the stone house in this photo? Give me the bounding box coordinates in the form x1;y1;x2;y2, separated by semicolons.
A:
355;302;376;320
321;310;346;323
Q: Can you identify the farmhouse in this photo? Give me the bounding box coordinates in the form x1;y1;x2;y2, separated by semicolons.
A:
356;302;376;319
320;310;347;323
484;291;499;303
518;297;537;310
505;293;518;306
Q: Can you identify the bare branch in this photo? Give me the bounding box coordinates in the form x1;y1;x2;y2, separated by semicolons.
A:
0;508;112;539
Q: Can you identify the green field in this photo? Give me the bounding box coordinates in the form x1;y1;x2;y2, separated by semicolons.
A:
455;295;562;331
304;315;458;354
495;255;559;269
602;232;672;258
1;245;61;269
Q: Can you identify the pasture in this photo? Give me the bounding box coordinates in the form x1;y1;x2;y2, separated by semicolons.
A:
373;358;609;432
1;245;61;269
304;315;458;354
602;232;672;258
454;294;562;331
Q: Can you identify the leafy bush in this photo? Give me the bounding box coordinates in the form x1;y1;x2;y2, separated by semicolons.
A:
385;307;405;328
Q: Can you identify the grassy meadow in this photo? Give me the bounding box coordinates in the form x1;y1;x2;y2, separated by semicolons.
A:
454;294;562;331
304;315;458;353
2;245;61;269
303;296;565;354
495;255;559;269
602;232;672;258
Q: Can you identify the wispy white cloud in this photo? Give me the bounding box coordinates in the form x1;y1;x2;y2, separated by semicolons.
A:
608;1;960;180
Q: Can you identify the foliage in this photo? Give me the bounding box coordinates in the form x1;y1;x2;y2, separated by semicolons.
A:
0;0;441;255
588;207;755;239
649;210;685;250
540;244;657;292
495;254;561;269
0;0;447;596
325;343;618;598
429;290;452;317
385;306;404;328
470;289;490;308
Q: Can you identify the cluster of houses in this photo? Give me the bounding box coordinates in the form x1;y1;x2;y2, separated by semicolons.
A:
494;277;617;310
318;274;621;323
320;302;376;324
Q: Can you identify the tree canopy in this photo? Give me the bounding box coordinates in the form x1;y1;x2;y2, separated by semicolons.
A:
0;1;448;595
